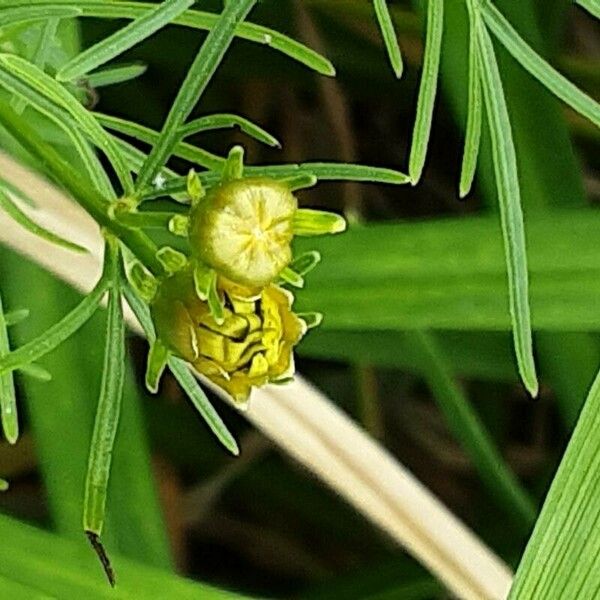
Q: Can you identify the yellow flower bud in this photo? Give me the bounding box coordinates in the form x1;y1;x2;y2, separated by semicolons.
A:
151;267;306;403
188;178;297;288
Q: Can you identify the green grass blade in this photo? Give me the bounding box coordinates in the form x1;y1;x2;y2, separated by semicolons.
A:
0;513;246;598
509;365;600;598
95;112;224;170
0;53;134;194
373;0;404;78
1;0;335;77
0;186;88;253
482;1;600;128
0;292;18;444
83;244;125;585
3;309;30;327
86;63;147;88
408;0;444;184
476;20;538;396
459;0;482;198
135;0;257;189
0;6;80;27
180;113;280;148
0;277;107;376
57;0;194;82
408;330;536;530
576;0;600;19
122;285;238;455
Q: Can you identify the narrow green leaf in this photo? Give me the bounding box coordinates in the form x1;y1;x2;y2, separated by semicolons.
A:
136;0;257;189
408;330;536;530
482;1;600;128
408;0;444;184
279;173;318;191
576;0;600;19
2;0;334;77
180;113;280;148
0;6;80;27
58;0;194;81
169;358;239;456
509;364;600;598
0;53;133;194
207;270;225;326
288;251;321;277
122;284;238;455
95;112;224;171
83;243;125;586
0;187;87;253
0;277;108;376
459;0;482;198
373;0;404;78
477;20;538;396
86;63;147;88
0;292;18;444
193;263;213;301
17;363;52;382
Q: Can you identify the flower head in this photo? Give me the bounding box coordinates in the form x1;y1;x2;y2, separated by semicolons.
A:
151;266;306;403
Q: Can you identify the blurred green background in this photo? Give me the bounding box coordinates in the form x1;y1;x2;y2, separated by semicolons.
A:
0;0;598;597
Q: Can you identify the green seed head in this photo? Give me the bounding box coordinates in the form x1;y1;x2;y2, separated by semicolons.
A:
189;178;296;288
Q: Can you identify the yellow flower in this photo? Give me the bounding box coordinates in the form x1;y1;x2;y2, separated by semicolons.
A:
189;178;297;288
151;267;306;403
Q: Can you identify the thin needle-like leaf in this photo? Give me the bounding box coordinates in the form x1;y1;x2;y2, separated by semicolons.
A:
459;0;482;198
0;6;80;27
0;277;108;377
135;0;257;189
0;54;134;194
509;364;600;598
0;187;88;253
576;0;600;19
57;0;194;82
0;293;18;444
83;242;125;587
180;113;280;148
373;0;404;78
1;0;335;77
477;19;538;396
482;1;600;128
408;0;444;185
86;63;147;88
122;285;239;455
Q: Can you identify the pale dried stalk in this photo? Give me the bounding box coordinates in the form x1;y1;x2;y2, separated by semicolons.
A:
0;151;513;600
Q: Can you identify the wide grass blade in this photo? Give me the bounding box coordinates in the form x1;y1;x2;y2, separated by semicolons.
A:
135;0;257;189
0;186;87;253
0;513;245;598
408;0;444;184
0;54;133;193
476;20;538;396
509;365;600;598
0;292;18;444
408;330;536;530
57;0;194;82
373;0;404;78
481;1;600;128
459;0;482;198
0;6;80;27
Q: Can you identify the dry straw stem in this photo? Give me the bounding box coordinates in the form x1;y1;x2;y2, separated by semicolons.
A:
0;151;513;600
